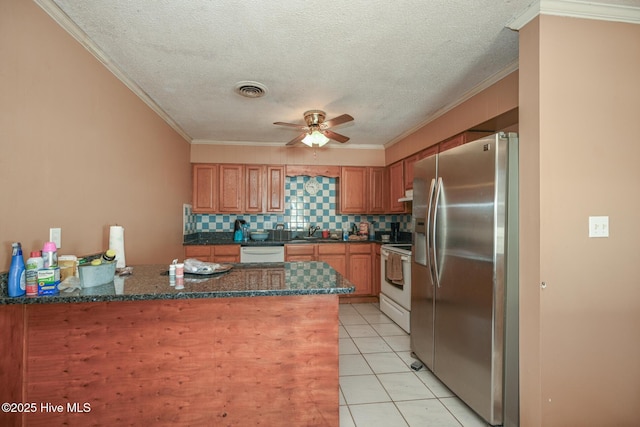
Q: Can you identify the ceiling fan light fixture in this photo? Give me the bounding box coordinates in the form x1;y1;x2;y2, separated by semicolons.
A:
302;130;330;147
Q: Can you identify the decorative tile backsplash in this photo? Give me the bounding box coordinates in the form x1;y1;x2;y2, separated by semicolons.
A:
184;176;411;234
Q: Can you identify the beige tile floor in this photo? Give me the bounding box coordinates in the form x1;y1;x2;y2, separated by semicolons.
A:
339;303;490;427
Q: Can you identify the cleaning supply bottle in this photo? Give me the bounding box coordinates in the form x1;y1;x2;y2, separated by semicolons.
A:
42;241;58;268
25;250;44;297
8;242;26;297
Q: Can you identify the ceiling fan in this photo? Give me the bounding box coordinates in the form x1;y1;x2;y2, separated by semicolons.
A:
274;110;354;147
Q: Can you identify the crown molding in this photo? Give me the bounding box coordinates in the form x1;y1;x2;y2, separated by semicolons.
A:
191;140;384;150
508;0;640;30
34;0;192;142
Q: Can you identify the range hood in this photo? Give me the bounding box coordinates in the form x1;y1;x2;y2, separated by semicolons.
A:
398;189;413;202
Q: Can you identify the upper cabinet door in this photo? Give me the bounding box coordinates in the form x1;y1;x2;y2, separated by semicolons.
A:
368;167;387;214
192;164;218;213
388;161;405;213
218;164;244;212
266;165;285;212
245;165;264;212
339;166;368;214
404;146;438;190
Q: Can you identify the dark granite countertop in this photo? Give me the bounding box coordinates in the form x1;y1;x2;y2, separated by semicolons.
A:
0;262;355;305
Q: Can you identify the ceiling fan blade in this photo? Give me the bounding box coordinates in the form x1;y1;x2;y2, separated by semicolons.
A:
274;121;308;131
322;114;354;129
323;130;350;143
285;132;307;146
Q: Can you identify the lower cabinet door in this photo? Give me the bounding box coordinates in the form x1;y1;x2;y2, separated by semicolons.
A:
348;253;372;296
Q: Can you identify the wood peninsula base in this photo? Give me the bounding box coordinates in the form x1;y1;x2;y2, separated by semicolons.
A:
1;295;339;426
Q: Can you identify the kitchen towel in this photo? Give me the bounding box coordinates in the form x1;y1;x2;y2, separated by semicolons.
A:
109;225;126;268
386;253;404;286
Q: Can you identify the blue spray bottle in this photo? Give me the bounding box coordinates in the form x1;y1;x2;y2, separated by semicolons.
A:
8;242;26;297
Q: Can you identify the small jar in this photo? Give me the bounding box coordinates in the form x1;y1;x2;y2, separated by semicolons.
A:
102;249;116;263
169;265;176;287
175;263;184;278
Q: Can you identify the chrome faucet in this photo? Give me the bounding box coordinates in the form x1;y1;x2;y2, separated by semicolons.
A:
308;225;320;237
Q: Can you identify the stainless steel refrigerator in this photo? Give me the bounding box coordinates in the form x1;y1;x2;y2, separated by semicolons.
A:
411;132;519;426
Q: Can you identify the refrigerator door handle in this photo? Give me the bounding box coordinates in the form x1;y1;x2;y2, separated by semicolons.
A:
432;177;442;287
425;178;436;284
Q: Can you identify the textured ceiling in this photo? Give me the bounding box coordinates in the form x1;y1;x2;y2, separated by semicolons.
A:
39;0;640;147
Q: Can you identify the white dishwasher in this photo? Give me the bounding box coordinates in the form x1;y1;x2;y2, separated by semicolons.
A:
240;246;285;263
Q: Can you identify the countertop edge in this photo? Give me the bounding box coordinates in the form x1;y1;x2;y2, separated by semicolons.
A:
0;287;355;305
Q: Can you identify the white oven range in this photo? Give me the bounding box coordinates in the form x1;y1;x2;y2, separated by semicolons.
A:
380;243;412;333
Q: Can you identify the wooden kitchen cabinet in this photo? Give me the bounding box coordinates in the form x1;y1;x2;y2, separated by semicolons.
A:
403;154;420;191
339;166;368;213
193;163;284;214
213;245;240;263
339;166;388;214
285;244;316;261
184;245;240;263
348;244;373;296
368;167;387;213
285;243;378;300
218;164;244;212
184;245;211;262
317;244;348;278
192;164;218;213
245;165;263;212
388;161;406;213
404;146;438;190
266;165;285;212
439;131;492;153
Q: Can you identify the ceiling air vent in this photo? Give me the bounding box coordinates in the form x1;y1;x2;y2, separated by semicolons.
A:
234;81;268;98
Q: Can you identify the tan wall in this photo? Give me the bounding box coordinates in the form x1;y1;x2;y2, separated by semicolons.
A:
191;143;385;166
518;17;543;427
519;15;640;426
385;71;519;164
0;0;191;270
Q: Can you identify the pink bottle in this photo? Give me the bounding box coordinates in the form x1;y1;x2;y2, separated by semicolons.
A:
42;241;58;268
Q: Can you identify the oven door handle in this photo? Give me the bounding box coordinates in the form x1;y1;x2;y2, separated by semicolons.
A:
380;249;409;262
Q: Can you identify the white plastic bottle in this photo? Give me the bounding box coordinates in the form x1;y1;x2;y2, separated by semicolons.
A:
25;250;44;297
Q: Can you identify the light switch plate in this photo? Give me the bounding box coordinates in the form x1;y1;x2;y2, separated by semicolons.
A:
588;216;609;238
49;227;62;248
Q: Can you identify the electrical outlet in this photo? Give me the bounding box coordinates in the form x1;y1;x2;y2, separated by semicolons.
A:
588;216;609;238
50;227;62;248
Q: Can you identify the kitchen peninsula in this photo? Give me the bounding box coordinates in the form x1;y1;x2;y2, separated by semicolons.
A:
0;262;354;426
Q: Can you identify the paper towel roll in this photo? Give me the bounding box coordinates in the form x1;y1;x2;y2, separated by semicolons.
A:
113;276;125;295
109;225;126;268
